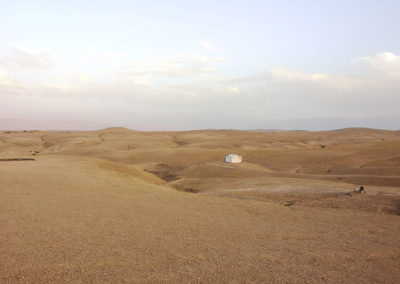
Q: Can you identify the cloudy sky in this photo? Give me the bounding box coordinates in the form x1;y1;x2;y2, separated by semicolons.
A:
1;0;399;130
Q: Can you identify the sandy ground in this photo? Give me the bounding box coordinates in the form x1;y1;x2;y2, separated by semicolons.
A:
0;128;399;283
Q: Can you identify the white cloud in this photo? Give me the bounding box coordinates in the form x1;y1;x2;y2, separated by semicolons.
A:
267;67;362;92
354;52;400;76
0;71;15;86
269;68;330;82
95;51;124;61
200;42;216;51
40;83;74;91
0;46;58;69
1;51;400;130
67;72;93;83
0;71;24;94
119;53;225;79
356;52;400;67
228;87;239;93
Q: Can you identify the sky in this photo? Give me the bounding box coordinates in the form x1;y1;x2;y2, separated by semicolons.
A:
0;0;400;130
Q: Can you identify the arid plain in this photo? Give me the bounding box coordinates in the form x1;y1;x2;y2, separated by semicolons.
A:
1;127;399;283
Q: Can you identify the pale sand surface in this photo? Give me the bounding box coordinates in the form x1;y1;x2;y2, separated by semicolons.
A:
0;128;399;283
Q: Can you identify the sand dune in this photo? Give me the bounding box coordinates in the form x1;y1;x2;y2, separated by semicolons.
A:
0;128;399;282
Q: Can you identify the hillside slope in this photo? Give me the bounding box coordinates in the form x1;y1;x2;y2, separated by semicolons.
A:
1;155;399;283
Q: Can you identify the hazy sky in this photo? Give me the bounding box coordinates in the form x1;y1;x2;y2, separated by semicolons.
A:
1;0;399;130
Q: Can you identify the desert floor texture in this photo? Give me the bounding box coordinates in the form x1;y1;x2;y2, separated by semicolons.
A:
0;127;399;283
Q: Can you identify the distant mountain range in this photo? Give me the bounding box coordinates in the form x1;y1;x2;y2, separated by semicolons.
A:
1;116;399;131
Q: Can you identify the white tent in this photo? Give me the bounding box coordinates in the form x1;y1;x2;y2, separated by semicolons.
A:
225;154;242;163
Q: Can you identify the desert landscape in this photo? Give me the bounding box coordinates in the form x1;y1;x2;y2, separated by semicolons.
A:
0;127;399;283
2;0;400;282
